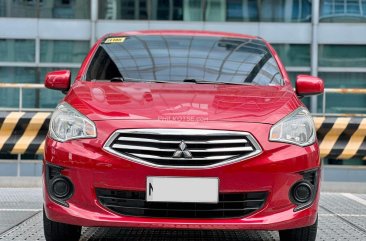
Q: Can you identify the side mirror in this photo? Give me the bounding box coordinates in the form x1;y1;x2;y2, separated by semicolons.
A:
296;75;324;97
44;70;71;92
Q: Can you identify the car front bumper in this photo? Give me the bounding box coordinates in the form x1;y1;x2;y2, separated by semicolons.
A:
43;120;320;230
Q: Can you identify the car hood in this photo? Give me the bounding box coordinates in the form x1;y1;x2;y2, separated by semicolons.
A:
65;82;300;125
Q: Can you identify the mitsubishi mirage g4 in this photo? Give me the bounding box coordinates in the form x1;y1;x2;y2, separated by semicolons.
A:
43;30;324;241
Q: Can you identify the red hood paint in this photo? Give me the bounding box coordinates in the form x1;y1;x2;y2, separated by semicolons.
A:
65;81;300;125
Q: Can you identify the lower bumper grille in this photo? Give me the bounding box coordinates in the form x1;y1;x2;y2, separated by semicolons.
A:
96;188;267;219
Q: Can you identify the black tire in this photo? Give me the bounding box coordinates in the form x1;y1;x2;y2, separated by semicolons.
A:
279;216;318;241
43;208;81;241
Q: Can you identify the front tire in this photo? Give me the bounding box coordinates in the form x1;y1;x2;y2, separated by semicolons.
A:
43;208;81;241
279;216;318;241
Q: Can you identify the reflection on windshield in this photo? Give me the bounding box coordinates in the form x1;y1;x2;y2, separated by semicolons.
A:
86;35;283;86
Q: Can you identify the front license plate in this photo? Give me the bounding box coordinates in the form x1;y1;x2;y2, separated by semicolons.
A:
146;177;219;203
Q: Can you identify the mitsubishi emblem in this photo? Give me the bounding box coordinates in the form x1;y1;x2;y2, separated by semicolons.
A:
172;141;192;159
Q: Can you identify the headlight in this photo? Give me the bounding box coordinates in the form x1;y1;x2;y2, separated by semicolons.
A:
49;103;96;142
269;107;315;146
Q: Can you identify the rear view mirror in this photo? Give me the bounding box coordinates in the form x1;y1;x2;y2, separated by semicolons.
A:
296;75;324;97
44;70;71;93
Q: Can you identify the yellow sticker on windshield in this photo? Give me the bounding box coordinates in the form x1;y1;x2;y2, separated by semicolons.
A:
104;37;126;44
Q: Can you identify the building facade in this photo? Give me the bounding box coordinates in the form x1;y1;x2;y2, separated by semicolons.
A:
0;0;365;175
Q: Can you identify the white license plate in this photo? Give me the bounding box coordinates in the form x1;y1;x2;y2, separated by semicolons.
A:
146;177;219;203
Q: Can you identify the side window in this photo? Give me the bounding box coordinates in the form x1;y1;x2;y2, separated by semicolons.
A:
86;47;121;80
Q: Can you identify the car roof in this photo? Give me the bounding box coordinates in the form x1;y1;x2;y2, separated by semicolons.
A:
108;30;258;39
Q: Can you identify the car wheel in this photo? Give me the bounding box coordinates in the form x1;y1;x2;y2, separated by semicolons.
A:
43;208;81;241
279;216;318;241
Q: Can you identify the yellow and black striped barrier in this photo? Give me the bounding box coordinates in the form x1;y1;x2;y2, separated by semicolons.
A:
0;112;51;155
314;117;366;160
0;112;365;160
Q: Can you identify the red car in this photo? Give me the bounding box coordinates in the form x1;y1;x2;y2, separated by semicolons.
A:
43;30;324;241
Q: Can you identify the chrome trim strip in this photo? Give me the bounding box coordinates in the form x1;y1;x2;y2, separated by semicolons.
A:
117;136;248;144
132;153;235;161
118;136;247;144
111;144;253;153
112;144;176;152
118;136;180;144
191;146;254;152
103;129;262;169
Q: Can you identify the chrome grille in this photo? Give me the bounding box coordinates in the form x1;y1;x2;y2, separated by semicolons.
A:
103;129;261;168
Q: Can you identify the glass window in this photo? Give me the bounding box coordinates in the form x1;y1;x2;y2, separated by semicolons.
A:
319;45;366;67
226;0;258;21
99;0;149;20
320;0;366;22
99;0;199;20
38;88;65;108
154;0;184;20
206;0;226;21
98;0;311;22
86;35;282;86
226;0;312;22
39;0;90;19
319;72;366;88
0;67;37;108
0;39;35;62
183;0;203;21
0;0;37;18
0;0;90;18
318;72;366;113
40;40;89;63
272;44;310;67
0;67;37;83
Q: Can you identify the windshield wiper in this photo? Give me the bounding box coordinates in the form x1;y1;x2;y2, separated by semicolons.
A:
108;77;254;86
124;78;174;84
183;78;253;86
109;77;171;83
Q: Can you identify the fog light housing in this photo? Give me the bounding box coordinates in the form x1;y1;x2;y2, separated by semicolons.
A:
46;163;74;207
292;182;313;203
51;177;73;200
289;169;319;211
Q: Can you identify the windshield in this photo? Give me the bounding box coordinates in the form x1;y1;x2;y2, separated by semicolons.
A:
85;35;283;86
